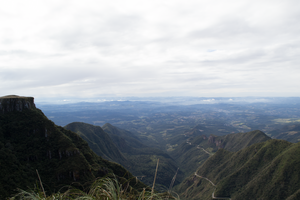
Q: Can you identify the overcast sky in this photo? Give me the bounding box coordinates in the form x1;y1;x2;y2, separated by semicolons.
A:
1;0;300;100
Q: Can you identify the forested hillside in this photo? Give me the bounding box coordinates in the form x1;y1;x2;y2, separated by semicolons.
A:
171;129;270;176
0;96;145;199
2;95;300;199
176;139;300;200
65;122;184;189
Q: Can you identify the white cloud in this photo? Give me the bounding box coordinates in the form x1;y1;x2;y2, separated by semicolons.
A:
0;0;300;98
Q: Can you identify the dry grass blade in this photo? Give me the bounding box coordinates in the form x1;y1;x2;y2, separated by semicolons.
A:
151;158;159;199
36;169;46;198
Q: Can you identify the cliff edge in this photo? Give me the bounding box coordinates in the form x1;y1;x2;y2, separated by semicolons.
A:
0;95;36;114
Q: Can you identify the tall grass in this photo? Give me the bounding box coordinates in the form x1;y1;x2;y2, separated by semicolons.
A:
10;158;178;200
9;175;177;200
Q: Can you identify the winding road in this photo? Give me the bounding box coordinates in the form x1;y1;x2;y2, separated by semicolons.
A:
194;173;215;186
184;138;231;199
194;172;231;200
185;138;213;156
196;145;213;155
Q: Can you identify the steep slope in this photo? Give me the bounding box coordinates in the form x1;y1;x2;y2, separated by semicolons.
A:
217;130;271;151
103;123;185;188
102;123;146;153
0;96;145;199
64;122;129;167
67;122;184;189
176;139;300;200
171;130;270;176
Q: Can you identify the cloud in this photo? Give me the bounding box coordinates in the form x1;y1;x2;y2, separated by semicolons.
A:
0;0;300;98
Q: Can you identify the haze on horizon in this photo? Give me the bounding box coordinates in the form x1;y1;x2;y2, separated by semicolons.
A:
1;0;300;99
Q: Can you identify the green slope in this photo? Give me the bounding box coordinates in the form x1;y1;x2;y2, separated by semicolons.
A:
0;96;145;198
171;130;270;176
67;122;184;189
102;123;146;152
102;123;185;188
217;130;271;151
176;139;300;200
64;122;129;167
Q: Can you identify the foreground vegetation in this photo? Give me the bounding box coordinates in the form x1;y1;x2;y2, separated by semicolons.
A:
10;175;177;200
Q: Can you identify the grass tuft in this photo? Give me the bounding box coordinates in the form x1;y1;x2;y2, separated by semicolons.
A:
10;176;178;200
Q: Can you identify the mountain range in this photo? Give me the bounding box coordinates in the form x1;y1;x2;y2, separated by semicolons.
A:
1;95;300;199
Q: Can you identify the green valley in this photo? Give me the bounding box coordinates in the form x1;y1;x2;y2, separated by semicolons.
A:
65;122;184;189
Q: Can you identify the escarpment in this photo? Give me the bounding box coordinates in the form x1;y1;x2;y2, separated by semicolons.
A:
0;95;145;199
0;95;36;114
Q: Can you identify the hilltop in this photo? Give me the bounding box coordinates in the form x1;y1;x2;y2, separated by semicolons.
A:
170;129;270;176
0;95;36;114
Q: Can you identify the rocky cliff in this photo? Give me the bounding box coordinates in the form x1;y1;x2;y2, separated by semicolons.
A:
0;95;36;114
0;96;145;198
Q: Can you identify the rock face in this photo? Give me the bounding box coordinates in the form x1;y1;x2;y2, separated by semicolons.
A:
0;95;36;114
208;135;224;149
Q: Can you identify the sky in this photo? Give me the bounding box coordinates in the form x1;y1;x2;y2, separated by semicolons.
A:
1;0;300;100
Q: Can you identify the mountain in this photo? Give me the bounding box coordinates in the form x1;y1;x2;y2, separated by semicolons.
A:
65;122;184;189
102;123;146;151
170;129;271;176
0;95;145;199
102;123;185;188
64;122;129;166
176;139;300;200
165;122;240;150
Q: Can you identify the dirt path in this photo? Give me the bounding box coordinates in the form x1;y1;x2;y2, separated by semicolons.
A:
212;188;231;200
194;173;231;200
185;139;212;155
196;145;213;155
194;173;215;186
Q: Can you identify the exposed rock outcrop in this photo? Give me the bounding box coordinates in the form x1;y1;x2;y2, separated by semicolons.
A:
208;135;216;143
208;135;224;149
0;95;36;114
